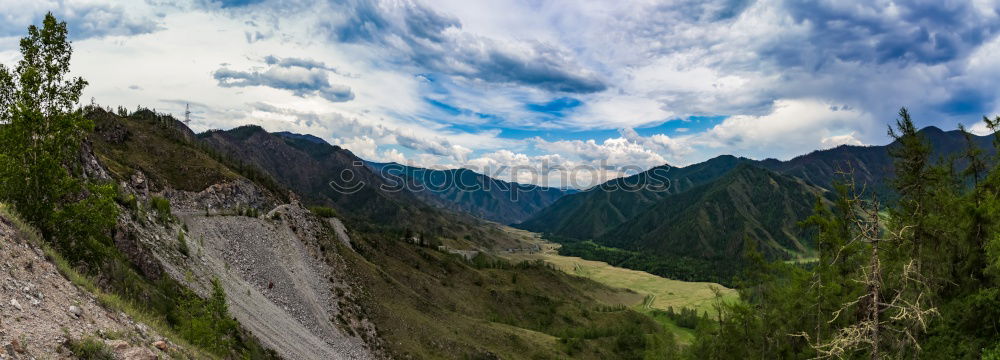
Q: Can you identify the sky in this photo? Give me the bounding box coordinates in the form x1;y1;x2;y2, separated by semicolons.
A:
2;0;999;187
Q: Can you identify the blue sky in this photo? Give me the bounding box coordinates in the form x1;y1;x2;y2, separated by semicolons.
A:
2;0;999;186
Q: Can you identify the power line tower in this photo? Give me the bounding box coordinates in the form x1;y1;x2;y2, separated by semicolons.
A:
183;103;192;125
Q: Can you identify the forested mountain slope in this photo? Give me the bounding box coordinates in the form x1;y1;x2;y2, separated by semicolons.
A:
600;164;824;260
518;155;751;239
367;161;571;224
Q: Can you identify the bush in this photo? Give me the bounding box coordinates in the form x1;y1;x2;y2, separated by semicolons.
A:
67;337;115;360
178;232;189;257
151;196;172;223
173;278;239;355
309;206;338;218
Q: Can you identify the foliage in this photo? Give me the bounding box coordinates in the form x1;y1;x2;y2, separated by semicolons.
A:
150;196;172;223
687;109;1000;358
556;239;739;286
654;307;704;329
0;12;92;237
177;231;189;257
67;337;116;360
172;279;239;354
341;227;681;359
308;205;338;218
0;15;275;359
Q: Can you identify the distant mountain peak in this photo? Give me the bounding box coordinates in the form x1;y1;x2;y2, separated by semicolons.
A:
919;125;945;134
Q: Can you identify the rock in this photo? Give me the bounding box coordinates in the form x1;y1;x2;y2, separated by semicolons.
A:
68;305;81;318
8;298;20;311
121;347;157;360
9;339;24;354
105;340;129;350
152;340;167;351
3;343;16;359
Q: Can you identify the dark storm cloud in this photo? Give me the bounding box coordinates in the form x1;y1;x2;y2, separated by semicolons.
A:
213;57;354;102
321;0;607;94
937;88;994;115
779;0;1000;66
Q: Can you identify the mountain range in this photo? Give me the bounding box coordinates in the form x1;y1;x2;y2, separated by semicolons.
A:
516;127;996;269
198;125;995;269
366;161;573;224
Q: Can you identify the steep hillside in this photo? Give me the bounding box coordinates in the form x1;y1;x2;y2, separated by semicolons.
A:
199;126;519;249
367;161;571;224
89;109;376;359
758;126;996;198
0;205;206;359
523;127;996;243
518;155;751;239
199;126;415;223
84;108;687;359
601;165;824;260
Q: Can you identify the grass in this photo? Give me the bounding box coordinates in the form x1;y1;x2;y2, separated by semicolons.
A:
308;206;339;218
0;203;216;360
89;109;240;192
500;227;738;316
66;337;116;360
334;223;681;359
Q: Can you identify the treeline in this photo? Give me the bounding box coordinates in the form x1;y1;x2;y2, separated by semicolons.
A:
653;306;705;330
686;109;1000;358
555;239;741;286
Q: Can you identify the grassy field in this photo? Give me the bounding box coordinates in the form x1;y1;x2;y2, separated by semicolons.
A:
500;227;738;316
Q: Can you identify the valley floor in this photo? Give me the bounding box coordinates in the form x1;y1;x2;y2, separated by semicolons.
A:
498;227;738;315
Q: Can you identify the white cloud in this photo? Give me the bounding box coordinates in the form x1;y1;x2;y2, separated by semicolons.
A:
691;99;876;160
2;0;996;187
821;133;864;148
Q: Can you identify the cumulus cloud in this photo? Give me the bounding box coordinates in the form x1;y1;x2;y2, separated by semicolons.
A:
320;0;607;94
214;56;355;102
685;99;877;160
248;103;474;163
0;1;159;39
9;0;998;187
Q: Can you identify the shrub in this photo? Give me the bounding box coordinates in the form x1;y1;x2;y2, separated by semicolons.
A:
309;206;338;218
178;232;189;257
67;337;115;360
173;278;239;355
151;196;172;223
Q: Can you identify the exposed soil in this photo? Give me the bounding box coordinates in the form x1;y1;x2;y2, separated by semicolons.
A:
0;213;176;360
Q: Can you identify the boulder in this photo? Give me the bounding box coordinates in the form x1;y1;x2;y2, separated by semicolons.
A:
152;340;167;351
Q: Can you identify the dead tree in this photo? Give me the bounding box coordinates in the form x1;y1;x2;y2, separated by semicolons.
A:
811;183;936;359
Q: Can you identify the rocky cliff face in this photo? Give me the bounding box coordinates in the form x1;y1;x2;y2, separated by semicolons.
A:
84;110;384;359
108;169;383;359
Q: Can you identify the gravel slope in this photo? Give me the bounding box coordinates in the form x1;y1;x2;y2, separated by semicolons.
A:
160;205;373;360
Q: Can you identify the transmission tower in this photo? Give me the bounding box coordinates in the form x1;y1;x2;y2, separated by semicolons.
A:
184;103;192;125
